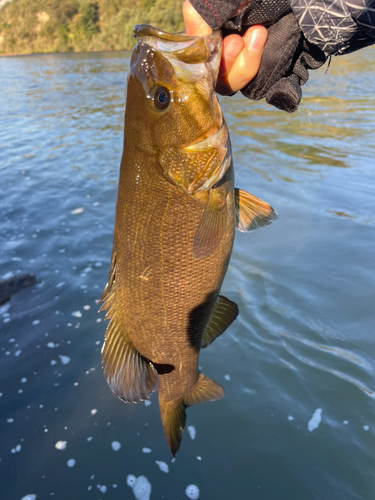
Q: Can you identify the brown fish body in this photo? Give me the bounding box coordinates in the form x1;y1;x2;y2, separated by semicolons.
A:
101;25;277;456
114;125;235;400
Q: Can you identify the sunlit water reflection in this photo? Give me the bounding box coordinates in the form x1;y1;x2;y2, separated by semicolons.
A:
0;48;374;500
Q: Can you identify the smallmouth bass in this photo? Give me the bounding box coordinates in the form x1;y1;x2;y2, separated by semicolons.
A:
100;25;277;456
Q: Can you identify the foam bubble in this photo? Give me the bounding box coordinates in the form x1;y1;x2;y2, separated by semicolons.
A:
55;441;67;450
185;484;199;499
142;447;152;453
71;207;84;214
111;441;121;451
66;459;76;467
187;426;196;440
59;355;71;365
155;461;169;473
21;495;36;500
308;408;322;432
72;311;82;318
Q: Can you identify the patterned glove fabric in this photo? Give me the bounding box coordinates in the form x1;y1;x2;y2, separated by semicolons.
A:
239;11;327;113
191;0;328;112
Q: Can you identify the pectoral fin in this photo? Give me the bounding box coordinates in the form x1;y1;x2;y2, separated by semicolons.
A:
234;188;278;232
201;295;238;348
193;187;227;259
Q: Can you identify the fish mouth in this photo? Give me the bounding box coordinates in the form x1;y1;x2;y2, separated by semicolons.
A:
184;124;227;152
133;24;222;84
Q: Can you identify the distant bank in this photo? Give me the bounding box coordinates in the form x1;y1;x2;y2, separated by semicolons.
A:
0;0;184;56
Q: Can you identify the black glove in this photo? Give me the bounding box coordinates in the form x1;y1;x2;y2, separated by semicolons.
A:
223;2;327;112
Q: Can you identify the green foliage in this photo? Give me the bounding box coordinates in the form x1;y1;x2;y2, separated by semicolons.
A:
0;0;184;54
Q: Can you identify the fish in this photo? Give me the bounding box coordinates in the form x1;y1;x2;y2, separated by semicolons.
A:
0;273;37;305
100;24;277;457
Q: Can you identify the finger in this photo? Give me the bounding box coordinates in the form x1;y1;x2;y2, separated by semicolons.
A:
217;25;268;96
183;0;212;36
219;35;245;79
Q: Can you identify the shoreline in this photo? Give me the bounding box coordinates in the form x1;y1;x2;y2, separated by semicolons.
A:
0;48;133;58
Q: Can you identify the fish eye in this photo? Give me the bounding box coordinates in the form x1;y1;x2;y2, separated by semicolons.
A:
151;86;170;111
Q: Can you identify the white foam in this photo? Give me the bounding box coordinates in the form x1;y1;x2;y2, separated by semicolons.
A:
308;408;322;432
142;447;152;453
99;485;107;493
187;426;196;440
71;207;84;215
21;495;36;500
343;420;349;425
55;441;67;450
224;374;231;381
111;441;121;451
47;342;55;348
21;378;27;383
56;282;65;288
59;355;71;365
15;350;21;357
287;415;295;421
66;459;76;467
83;305;90;310
72;311;82;318
87;437;93;442
127;475;152;500
90;409;97;415
155;461;169;473
363;425;369;431
7;418;14;423
32;320;40;326
50;360;57;366
185;484;199;499
144;400;152;406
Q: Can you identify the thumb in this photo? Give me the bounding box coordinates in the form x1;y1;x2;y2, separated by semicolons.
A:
183;0;212;36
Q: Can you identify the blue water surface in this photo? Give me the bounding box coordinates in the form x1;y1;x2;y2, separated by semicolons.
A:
0;48;374;500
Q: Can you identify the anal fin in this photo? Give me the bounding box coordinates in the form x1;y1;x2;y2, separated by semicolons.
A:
235;188;278;232
201;295;238;348
184;373;224;406
101;322;159;403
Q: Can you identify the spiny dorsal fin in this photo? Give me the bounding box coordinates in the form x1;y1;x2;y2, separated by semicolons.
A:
159;399;187;457
201;295;238;348
234;188;278;232
101;322;159;403
184;373;224;406
193;187;227;259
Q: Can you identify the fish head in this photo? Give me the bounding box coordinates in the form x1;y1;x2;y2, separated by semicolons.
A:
127;25;228;191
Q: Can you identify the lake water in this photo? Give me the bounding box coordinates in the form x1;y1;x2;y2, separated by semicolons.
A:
0;47;374;500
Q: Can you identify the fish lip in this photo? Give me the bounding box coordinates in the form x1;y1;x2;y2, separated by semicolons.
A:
134;24;221;44
183;125;226;152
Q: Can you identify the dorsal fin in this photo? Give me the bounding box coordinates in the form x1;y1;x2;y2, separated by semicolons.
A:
100;241;159;403
101;322;159;403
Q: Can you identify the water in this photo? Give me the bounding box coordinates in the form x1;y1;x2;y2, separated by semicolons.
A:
0;48;374;500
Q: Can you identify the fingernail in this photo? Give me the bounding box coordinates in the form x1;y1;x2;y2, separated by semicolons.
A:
246;28;267;53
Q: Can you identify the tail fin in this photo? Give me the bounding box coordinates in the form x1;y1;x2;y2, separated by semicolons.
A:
159;374;224;457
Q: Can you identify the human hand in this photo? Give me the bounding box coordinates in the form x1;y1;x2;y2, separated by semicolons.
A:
182;0;267;96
